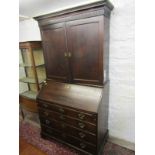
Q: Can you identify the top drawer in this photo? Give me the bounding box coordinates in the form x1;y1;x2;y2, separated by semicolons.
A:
38;100;97;124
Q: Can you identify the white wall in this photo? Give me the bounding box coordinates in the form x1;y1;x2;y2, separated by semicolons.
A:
19;0;135;144
109;0;134;143
19;19;41;42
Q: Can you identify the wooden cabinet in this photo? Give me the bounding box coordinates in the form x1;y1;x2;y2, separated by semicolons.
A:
41;23;69;82
38;4;113;86
40;17;103;85
37;80;109;155
19;41;46;115
35;1;113;154
66;16;104;85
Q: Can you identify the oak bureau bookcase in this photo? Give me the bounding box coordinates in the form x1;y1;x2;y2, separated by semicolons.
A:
34;0;113;154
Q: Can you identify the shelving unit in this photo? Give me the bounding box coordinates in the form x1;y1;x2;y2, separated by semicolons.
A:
20;91;37;100
19;77;45;84
19;63;44;67
19;41;46;118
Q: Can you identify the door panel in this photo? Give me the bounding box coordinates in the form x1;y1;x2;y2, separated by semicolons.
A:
66;16;104;85
41;23;69;82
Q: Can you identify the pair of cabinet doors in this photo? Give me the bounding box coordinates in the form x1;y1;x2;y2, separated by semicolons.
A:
41;16;104;85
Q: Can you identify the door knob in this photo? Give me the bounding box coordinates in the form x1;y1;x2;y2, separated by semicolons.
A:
68;52;72;57
64;52;67;57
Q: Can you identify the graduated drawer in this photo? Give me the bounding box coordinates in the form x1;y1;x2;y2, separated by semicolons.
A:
41;126;96;154
38;100;97;124
41;119;96;144
39;110;96;133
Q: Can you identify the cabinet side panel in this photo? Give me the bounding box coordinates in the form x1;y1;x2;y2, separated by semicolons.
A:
103;16;110;83
97;81;109;152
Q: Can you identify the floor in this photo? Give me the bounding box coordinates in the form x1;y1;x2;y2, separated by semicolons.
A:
19;112;135;155
20;137;46;155
20;137;135;155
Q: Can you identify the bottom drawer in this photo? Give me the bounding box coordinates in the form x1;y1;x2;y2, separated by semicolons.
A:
40;118;96;143
41;126;96;154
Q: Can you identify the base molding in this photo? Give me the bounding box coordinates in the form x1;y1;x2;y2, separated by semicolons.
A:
108;136;135;151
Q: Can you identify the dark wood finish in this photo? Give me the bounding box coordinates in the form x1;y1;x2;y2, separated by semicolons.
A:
41;132;96;155
34;0;113;25
41;122;96;143
37;80;109;155
97;82;109;153
37;80;102;112
35;1;113;86
41;23;69;82
66;16;104;85
35;1;113;154
39;115;96;134
42;128;96;154
38;106;97;124
103;16;110;83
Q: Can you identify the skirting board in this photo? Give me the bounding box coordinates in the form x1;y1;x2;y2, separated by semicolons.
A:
108;136;135;151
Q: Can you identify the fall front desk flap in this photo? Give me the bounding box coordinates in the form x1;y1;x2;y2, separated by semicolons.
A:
37;80;103;113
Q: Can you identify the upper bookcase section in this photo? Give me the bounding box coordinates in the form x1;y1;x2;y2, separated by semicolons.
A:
33;1;114;86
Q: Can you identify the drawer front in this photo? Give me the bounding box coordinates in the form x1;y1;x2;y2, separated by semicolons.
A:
39;111;96;134
41;126;96;154
40;119;96;144
39;109;96;133
38;100;97;124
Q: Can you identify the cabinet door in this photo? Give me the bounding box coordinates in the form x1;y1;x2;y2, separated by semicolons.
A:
41;23;69;82
66;16;104;85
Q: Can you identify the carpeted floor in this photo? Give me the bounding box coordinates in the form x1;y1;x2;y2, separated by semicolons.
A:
19;121;134;155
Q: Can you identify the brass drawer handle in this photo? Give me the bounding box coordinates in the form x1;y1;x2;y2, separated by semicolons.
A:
68;52;72;57
78;122;85;129
45;120;50;124
59;107;64;113
64;52;67;57
79;132;86;139
78;113;85;120
80;143;86;149
64;52;71;58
